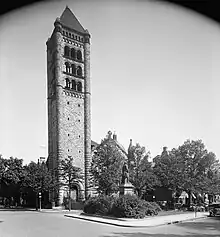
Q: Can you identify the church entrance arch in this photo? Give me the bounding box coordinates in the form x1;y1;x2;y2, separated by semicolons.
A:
70;185;78;202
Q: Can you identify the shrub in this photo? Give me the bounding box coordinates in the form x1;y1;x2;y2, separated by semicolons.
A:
141;201;156;216
83;195;115;215
111;194;146;219
83;194;162;219
149;202;162;215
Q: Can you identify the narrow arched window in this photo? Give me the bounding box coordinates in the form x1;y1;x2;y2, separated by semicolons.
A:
71;48;75;59
76;66;82;77
71;64;76;75
76;50;82;61
77;81;82;92
65;62;71;73
65;78;70;89
71;80;76;90
64;46;70;57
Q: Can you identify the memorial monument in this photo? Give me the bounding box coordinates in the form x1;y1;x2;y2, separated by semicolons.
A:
119;162;134;195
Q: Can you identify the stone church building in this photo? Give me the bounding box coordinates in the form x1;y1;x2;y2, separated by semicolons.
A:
46;6;91;206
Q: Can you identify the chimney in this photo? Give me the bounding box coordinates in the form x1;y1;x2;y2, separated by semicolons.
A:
113;131;117;140
161;147;168;157
163;147;167;152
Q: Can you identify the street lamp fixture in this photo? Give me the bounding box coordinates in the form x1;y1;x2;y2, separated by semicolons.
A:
39;192;42;211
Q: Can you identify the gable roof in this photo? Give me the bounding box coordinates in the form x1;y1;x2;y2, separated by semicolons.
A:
100;138;128;156
60;6;86;34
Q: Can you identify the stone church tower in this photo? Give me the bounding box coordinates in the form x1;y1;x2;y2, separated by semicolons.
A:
46;6;91;205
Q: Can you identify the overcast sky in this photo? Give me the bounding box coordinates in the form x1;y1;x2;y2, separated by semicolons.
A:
0;0;220;164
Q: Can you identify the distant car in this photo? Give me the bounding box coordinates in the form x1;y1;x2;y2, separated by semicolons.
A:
209;203;220;217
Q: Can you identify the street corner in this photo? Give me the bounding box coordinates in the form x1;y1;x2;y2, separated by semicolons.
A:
64;212;210;228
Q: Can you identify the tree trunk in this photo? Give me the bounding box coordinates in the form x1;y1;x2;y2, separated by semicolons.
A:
35;193;38;211
187;190;192;207
68;188;71;211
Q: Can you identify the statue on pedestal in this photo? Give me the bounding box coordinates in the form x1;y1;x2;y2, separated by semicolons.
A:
121;162;129;184
119;161;134;195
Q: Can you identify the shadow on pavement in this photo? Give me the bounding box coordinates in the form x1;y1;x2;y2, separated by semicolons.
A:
101;217;220;237
0;208;36;212
80;213;126;221
101;234;220;237
179;216;220;231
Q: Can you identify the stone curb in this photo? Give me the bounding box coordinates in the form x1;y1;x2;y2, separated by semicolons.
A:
64;213;208;228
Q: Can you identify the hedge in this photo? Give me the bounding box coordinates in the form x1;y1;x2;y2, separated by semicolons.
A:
83;194;161;219
83;195;114;215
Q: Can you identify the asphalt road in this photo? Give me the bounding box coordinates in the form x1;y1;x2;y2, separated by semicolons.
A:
0;210;219;237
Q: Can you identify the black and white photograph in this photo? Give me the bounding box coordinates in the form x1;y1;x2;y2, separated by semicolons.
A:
0;1;219;236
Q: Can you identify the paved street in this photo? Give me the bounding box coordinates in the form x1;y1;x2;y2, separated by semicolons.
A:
0;210;219;237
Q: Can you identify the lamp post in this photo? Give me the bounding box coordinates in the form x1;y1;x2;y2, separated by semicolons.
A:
39;192;42;211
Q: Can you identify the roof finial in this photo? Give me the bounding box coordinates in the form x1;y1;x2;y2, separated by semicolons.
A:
107;131;112;139
128;139;133;151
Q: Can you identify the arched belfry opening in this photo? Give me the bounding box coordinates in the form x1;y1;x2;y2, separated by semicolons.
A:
64;45;70;57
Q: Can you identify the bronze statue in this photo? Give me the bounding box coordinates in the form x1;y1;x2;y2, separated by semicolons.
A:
122;162;129;184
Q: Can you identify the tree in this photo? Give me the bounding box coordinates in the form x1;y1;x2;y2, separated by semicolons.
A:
91;141;125;195
154;140;220;205
22;161;55;209
0;155;5;180
0;156;25;206
128;143;159;197
172;140;219;198
153;148;181;193
58;156;83;211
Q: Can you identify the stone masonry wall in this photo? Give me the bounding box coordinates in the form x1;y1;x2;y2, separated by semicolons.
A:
47;19;90;204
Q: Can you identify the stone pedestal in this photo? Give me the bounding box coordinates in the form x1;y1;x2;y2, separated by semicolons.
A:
119;182;134;196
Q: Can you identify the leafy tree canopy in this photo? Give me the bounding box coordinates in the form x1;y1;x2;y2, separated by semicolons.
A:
128;143;160;197
91;140;125;195
58;156;83;187
22;161;55;194
154;140;220;195
0;155;24;185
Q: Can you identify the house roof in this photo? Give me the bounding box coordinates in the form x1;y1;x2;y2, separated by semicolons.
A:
100;138;127;156
60;6;86;34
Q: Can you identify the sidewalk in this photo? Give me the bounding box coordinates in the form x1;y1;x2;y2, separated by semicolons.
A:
64;211;209;228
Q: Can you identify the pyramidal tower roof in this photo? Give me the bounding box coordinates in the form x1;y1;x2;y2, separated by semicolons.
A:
60;6;86;34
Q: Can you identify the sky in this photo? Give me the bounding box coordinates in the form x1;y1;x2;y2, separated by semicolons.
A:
0;0;220;164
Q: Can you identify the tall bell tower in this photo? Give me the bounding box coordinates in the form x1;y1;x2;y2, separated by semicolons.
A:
46;6;91;205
